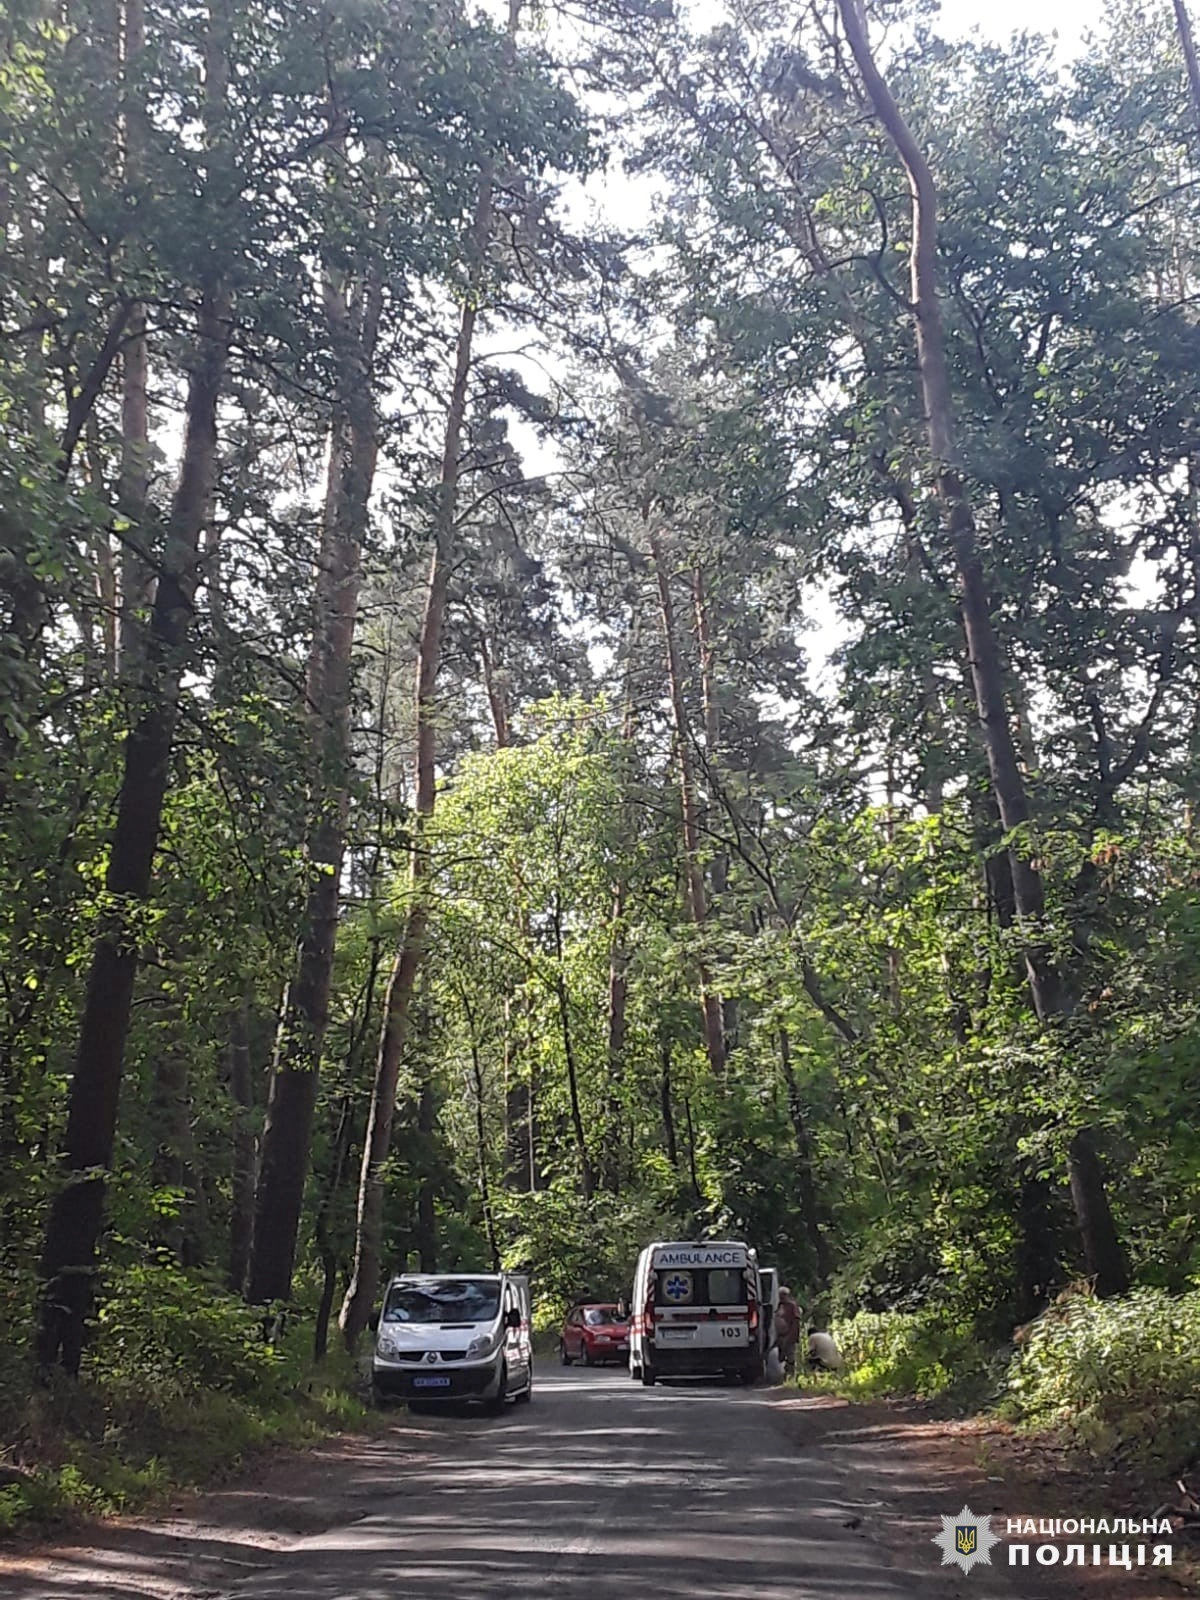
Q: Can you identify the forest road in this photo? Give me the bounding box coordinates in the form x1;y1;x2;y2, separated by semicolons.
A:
3;1368;1021;1600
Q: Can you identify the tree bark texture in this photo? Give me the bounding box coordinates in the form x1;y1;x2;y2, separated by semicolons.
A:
118;0;152;676
601;616;639;1191
35;39;232;1363
246;256;382;1307
648;531;726;1078
339;146;499;1347
1174;0;1200;127
837;0;1128;1298
226;996;256;1293
778;1027;832;1285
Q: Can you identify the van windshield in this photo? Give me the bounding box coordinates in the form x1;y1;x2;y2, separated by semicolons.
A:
383;1279;501;1325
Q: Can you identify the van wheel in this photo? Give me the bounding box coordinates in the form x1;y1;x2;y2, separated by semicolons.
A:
485;1364;509;1416
641;1366;656;1387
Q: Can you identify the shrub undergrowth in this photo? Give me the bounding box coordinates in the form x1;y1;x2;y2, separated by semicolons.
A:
1001;1286;1200;1477
794;1307;994;1405
0;1264;370;1537
793;1288;1200;1481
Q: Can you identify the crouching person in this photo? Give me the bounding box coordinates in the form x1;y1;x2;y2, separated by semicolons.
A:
807;1328;844;1372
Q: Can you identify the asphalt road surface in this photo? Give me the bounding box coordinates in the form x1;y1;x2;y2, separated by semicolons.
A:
2;1368;953;1600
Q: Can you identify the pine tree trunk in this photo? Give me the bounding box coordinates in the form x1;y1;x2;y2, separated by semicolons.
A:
839;0;1128;1298
246;262;381;1308
338;130;502;1345
692;567;739;1052
659;1034;679;1171
466;1015;501;1269
226;996;256;1293
313;1094;355;1362
34;15;231;1361
1014;1175;1063;1324
555;972;595;1198
778;1028;831;1284
151;1030;208;1269
118;0;151;676
682;1096;703;1212
478;624;510;749
648;530;726;1077
416;1075;437;1273
602;620;638;1191
502;997;532;1190
1174;0;1200;123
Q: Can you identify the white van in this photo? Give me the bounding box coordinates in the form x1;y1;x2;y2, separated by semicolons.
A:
371;1272;532;1412
629;1240;764;1386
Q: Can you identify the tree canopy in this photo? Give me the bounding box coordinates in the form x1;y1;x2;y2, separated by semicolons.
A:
2;0;1200;1397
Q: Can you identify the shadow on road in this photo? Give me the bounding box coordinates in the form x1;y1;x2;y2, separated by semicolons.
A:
0;1370;953;1600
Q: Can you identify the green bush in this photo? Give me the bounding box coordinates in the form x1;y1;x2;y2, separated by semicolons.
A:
0;1265;368;1538
1002;1287;1200;1475
807;1307;991;1402
91;1262;289;1400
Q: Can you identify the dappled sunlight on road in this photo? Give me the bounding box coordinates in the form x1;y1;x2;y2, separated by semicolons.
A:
1;1369;946;1600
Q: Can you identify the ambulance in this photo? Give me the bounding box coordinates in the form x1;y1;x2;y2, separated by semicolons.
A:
628;1239;765;1386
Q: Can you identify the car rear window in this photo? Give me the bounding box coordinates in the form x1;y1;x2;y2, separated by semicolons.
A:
654;1268;747;1307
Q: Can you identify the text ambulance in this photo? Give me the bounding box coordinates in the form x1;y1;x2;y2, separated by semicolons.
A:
629;1240;765;1387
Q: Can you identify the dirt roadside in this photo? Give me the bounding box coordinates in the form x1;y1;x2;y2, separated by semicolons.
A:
767;1392;1198;1600
0;1417;431;1598
1;1389;1196;1599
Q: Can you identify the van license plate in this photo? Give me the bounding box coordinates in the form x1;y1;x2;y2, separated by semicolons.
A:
413;1376;451;1388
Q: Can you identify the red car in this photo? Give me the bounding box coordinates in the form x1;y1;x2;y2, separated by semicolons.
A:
559;1303;630;1367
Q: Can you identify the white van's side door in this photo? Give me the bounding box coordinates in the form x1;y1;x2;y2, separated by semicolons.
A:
503;1280;529;1386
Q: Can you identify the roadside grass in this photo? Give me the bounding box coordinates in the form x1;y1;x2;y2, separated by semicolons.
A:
792;1308;1000;1413
0;1348;374;1538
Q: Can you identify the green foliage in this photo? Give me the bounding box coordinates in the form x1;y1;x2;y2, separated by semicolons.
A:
90;1264;289;1400
0;1266;368;1536
499;1188;681;1320
812;1309;994;1403
6;0;1200;1524
1002;1289;1200;1476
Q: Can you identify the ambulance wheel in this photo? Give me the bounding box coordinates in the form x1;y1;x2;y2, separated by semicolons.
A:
515;1364;533;1403
630;1362;642;1381
641;1365;657;1387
